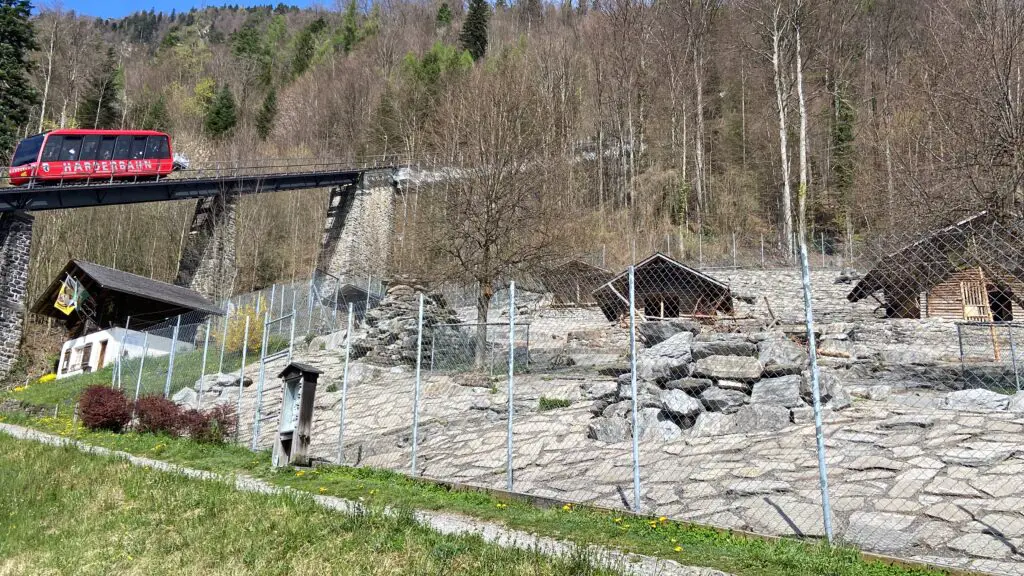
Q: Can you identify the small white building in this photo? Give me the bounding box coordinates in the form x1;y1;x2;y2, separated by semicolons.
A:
56;327;195;379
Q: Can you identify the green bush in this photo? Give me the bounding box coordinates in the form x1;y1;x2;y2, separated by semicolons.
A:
537;397;571;412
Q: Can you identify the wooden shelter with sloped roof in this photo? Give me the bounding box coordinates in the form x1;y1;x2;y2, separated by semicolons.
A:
538;260;614;307
592;252;734;321
847;212;1024;320
33;259;223;337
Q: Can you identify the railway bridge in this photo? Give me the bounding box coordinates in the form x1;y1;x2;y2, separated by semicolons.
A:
0;163;400;378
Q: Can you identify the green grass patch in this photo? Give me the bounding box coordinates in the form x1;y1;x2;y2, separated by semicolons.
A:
537;397;572;412
3;347;256;410
0;412;951;576
0;432;615;576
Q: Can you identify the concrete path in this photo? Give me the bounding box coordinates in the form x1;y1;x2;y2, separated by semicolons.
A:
0;422;729;576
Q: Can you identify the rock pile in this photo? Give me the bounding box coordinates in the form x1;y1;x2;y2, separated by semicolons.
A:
172;372;253;408
584;321;852;442
352;281;459;365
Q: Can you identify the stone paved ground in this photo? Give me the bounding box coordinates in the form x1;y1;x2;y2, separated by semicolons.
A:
229;347;1024;576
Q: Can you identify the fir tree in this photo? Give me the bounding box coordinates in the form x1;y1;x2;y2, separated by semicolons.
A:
204;85;237;139
340;0;359;53
77;48;122;129
255;88;278;141
292;17;325;78
0;0;39;158
436;2;452;26
142;94;171;133
459;0;489;61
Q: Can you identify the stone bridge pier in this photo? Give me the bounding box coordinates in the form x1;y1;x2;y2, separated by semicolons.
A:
0;212;33;381
175;193;238;303
315;169;398;283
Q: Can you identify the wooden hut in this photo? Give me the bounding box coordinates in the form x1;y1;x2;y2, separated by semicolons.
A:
592;253;734;321
538;260;614;307
847;212;1024;320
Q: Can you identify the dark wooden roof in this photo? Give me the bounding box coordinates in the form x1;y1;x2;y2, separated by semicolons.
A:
278;362;323;378
848;212;1024;304
592;252;733;319
32;260;223;331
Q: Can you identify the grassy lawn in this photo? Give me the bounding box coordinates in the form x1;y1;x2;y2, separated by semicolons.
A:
4;347;253;410
0;432;617;576
0;412;950;576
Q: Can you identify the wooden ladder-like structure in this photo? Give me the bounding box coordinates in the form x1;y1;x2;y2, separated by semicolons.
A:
961;267;1000;360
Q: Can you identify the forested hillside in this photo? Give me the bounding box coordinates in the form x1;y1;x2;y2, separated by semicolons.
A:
3;0;1023;302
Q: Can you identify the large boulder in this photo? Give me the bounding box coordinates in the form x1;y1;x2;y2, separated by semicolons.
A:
1008;392;1024;413
636;332;694;382
581;380;617;401
194;372;252;392
691;340;758;361
699;386;748;413
587;417;630;443
660;389;705;421
663;377;713;393
637;320;701;346
690;404;791;437
750;375;805;408
942;389;1010;412
758;337;808;372
171;387;197;407
693;355;764;382
800;369;842;400
636;407;683;441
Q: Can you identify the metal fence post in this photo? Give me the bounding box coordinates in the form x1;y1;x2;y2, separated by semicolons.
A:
306;277;316;335
732;231;737;268
628;265;641;513
957;323;966;379
269;284;276;318
132;333;150;417
235;315;250;442
218;312;230;373
1009;325;1020;392
411;293;425;476
365;273;372;315
337;303;355;464
198;318;211;410
114;316;130;389
799;233;835;543
251;311;271;451
287;297;297;363
506;282;516;492
761;233;765;268
163;315;182;398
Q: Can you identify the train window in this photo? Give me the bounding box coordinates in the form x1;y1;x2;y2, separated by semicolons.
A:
41;136;62;162
12;134;45;166
80;136;101;161
113;136;132;160
97;137;116;161
59;137;83;161
145;136;170;159
130;136;147;160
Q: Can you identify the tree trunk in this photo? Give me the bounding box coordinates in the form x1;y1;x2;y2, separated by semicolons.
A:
475;280;493;370
771;6;795;259
39;18;57;132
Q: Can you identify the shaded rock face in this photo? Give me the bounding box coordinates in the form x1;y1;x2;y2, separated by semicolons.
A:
352;282;459;365
585;329;851;442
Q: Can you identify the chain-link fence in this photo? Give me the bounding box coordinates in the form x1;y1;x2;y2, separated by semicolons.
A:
95;208;1024;575
212;210;1024;576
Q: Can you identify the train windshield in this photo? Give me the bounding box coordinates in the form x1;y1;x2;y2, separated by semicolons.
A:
11;134;45;167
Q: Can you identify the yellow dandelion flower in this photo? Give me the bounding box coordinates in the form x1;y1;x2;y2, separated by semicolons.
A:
674;546;682;553
295;470;305;477
319;487;327;494
659;516;667;523
613;517;622;523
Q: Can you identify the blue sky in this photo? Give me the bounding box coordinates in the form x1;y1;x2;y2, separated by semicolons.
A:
61;0;315;20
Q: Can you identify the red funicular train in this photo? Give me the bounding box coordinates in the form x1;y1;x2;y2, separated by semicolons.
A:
7;129;176;186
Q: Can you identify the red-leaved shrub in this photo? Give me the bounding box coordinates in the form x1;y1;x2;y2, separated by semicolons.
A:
134;395;183;435
182;405;237;444
79;386;131;432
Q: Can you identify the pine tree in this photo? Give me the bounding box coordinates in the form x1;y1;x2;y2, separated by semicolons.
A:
292;17;326;78
255;88;278;141
459;0;489;61
77;48;122;129
0;0;39;158
339;0;359;53
204;85;237;139
436;2;452;26
142;94;171;133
